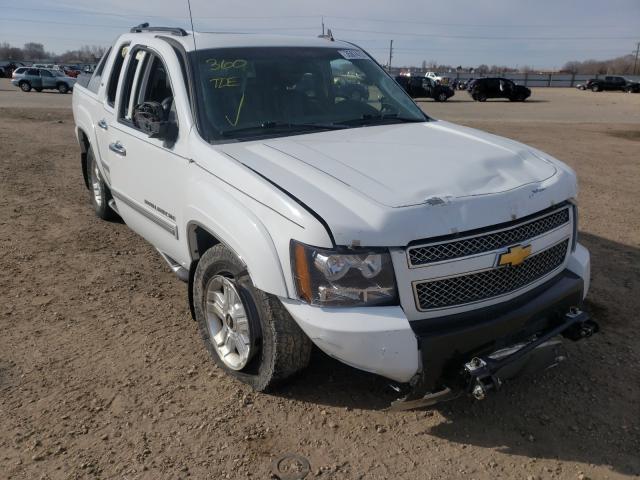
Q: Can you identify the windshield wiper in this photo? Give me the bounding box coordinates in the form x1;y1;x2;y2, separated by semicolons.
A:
221;121;348;137
337;113;426;126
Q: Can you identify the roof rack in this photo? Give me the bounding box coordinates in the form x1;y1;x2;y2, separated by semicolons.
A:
130;23;188;36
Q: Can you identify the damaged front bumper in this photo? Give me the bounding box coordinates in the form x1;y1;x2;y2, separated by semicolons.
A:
390;270;598;410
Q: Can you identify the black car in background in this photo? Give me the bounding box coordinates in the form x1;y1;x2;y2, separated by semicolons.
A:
468;77;531;101
395;75;455;102
585;76;639;92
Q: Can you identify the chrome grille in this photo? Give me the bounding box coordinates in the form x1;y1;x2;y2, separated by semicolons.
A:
408;207;570;266
414;240;569;310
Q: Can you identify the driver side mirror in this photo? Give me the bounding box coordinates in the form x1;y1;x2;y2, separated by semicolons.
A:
133;100;178;144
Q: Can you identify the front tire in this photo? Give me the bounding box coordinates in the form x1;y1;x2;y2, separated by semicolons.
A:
87;145;116;220
437;92;448;102
19;81;31;92
591;85;601;92
194;244;312;391
57;83;69;94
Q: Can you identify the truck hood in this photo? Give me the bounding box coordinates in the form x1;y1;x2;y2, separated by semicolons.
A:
221;120;577;246
223;121;556;208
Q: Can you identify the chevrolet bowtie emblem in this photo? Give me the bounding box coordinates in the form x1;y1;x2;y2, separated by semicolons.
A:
498;244;532;267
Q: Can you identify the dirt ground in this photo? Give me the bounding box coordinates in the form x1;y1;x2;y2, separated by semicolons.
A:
0;81;639;480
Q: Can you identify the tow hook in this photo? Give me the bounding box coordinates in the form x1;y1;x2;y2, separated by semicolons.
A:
562;307;599;340
464;357;502;401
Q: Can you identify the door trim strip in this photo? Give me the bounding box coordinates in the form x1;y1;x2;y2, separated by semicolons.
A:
111;189;179;239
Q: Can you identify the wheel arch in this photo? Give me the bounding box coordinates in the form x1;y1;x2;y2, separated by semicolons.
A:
185;212;289;296
76;127;91;189
184;219;289;320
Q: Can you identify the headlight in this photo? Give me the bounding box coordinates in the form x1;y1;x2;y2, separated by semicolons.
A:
291;240;398;307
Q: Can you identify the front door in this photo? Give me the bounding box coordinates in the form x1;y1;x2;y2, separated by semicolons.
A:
106;46;190;264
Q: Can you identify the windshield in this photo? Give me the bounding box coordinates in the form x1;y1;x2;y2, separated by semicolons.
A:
191;46;427;142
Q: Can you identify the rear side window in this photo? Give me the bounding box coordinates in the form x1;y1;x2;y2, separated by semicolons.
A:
87;46;111;94
15;67;26;74
27;69;39;75
106;43;130;107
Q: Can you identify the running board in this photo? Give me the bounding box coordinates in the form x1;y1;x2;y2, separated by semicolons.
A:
157;250;189;282
108;199;120;215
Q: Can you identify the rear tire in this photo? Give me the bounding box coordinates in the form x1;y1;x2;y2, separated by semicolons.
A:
476;93;487;102
591;85;601;92
194;244;312;391
19;81;31;92
87;145;116;220
57;83;69;94
437;92;448;102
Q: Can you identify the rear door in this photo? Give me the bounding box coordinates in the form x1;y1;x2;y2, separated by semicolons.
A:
39;69;56;89
106;45;190;262
92;42;129;185
486;78;500;98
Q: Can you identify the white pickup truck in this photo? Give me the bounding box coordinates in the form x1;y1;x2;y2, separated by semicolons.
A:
72;25;597;408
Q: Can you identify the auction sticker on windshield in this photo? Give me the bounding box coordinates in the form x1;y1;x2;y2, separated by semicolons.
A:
338;49;369;60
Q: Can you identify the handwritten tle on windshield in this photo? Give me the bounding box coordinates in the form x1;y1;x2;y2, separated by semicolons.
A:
206;59;247;88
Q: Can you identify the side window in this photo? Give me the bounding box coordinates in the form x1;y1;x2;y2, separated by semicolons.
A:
118;49;148;123
27;69;39;76
106;43;130;107
41;70;53;77
87;46;111;94
141;56;174;105
119;50;178;133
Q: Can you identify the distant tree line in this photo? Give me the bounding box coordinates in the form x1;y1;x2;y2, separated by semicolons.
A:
0;41;106;64
409;54;638;75
562;54;637;75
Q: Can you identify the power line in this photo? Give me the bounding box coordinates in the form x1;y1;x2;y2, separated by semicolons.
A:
323;14;631;30
0;5;633;30
0;5;319;20
0;17;322;32
330;27;637;41
1;16;633;41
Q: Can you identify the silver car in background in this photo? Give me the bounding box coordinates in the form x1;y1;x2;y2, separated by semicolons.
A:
11;67;77;93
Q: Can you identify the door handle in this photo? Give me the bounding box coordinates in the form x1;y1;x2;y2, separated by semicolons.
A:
97;119;108;130
109;141;126;156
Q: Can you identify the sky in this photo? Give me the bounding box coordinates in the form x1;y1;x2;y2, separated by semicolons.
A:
1;0;638;69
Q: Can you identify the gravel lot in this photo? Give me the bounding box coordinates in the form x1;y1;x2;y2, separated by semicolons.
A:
1;79;639;480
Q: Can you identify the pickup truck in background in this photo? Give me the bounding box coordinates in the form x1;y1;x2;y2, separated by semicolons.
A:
72;25;597;409
586;75;640;92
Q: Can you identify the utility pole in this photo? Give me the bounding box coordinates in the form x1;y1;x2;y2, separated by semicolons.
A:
388;40;393;71
321;16;325;36
634;42;640;75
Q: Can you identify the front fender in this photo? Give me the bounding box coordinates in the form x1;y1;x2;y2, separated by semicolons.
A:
184;177;289;298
